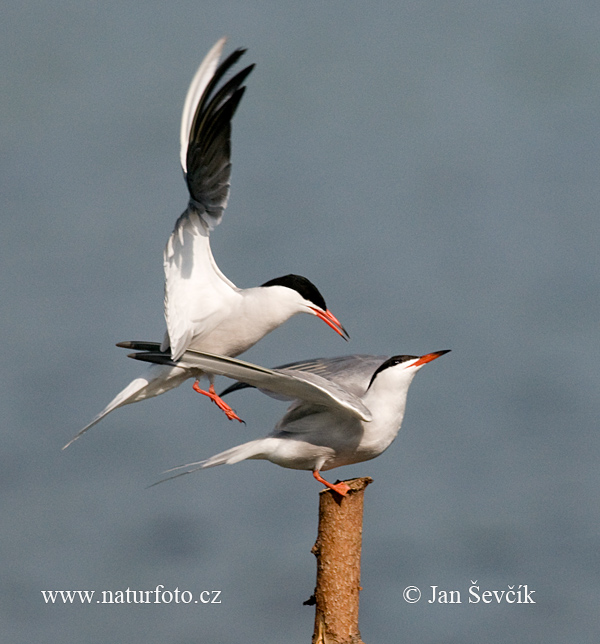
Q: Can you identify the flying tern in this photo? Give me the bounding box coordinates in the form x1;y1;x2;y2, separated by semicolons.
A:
129;347;450;495
65;39;348;449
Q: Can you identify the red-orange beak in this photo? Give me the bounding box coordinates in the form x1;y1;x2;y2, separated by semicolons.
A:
310;308;350;341
410;349;451;367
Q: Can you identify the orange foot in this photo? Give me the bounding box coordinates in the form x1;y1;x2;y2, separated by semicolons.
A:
192;381;245;423
313;470;351;496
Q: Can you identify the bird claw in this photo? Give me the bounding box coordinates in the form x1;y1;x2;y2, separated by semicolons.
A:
313;471;351;497
330;481;351;497
221;407;246;424
193;381;245;423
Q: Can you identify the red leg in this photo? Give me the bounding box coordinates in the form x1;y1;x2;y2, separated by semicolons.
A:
313;470;351;496
192;381;244;423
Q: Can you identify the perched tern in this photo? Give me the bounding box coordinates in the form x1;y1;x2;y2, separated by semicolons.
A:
129;348;450;495
65;39;347;449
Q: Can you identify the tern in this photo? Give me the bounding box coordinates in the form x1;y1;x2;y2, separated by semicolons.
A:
129;347;450;495
65;39;347;449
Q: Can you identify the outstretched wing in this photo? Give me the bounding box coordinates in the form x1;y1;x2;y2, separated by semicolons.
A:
182;42;254;228
163;210;240;360
179;37;225;175
220;354;389;398
163;40;254;360
129;349;373;422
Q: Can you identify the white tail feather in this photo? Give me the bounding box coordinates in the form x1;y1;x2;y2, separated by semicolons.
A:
199;439;272;468
150;438;274;487
64;364;192;449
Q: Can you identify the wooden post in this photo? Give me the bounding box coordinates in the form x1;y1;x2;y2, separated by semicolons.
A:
309;477;373;644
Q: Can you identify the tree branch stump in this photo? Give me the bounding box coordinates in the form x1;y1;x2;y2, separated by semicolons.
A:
310;477;373;644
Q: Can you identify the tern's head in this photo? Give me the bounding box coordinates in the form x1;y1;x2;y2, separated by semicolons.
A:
367;350;451;392
261;274;349;340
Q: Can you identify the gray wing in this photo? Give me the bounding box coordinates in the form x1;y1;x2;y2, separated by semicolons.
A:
220;354;389;398
129;350;373;422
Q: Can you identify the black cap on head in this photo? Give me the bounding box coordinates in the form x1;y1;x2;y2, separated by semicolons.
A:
367;355;418;389
261;274;327;311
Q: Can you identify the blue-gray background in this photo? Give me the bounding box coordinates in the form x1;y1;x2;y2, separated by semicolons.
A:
3;1;599;642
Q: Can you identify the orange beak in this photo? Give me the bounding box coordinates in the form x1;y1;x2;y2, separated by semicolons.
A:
410;349;451;367
310;308;350;341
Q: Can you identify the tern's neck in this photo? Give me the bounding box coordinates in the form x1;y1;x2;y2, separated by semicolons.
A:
359;370;416;451
236;285;305;347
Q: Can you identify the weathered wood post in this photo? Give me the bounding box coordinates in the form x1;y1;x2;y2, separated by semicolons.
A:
308;477;373;644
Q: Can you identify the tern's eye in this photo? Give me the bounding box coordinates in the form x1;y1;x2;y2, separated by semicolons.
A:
368;355;417;388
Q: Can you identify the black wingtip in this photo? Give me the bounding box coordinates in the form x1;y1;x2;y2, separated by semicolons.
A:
116;341;163;351
126;352;176;367
219;381;255;397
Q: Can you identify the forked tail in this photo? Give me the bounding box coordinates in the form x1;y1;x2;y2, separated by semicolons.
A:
63;364;192;449
150;438;273;486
